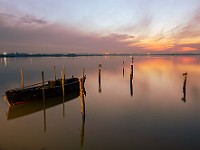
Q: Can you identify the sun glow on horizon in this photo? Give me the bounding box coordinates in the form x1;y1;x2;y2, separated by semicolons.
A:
128;37;175;51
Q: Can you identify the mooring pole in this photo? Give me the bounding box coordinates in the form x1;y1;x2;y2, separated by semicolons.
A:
82;67;85;79
21;69;24;88
79;78;85;116
61;70;65;97
63;66;65;80
42;71;45;99
61;70;65;118
54;66;56;81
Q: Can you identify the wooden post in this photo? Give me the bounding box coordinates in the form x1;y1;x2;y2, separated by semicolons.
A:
21;69;24;88
63;66;66;80
130;65;133;79
42;71;45;88
79;79;83;96
82;67;85;79
181;74;187;102
42;71;45;99
61;70;65;118
54;66;56;81
61;70;65;97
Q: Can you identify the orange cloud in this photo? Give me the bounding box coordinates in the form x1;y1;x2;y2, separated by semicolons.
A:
128;37;174;51
180;46;197;52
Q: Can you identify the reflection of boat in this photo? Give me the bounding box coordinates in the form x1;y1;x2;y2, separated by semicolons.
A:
5;77;84;106
7;90;80;120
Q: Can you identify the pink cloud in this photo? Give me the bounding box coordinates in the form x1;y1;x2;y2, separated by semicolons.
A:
0;13;144;53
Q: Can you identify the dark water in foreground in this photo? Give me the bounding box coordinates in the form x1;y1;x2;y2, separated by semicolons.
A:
0;56;200;150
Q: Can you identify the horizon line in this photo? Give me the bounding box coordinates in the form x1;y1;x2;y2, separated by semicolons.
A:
1;52;200;58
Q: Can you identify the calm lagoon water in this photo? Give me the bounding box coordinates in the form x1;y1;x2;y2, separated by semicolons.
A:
0;56;200;150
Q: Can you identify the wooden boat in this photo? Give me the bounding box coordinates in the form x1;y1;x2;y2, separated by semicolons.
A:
5;77;85;106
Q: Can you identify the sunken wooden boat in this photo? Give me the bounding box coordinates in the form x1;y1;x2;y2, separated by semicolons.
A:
5;77;85;106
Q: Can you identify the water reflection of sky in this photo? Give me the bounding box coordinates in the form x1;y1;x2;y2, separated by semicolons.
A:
0;56;200;150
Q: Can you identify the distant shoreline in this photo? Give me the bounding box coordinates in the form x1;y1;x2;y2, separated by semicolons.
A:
0;53;200;58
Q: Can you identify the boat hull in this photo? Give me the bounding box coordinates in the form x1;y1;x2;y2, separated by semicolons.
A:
6;78;81;106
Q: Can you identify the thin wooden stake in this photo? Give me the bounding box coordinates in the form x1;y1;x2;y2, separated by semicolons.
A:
63;66;65;79
61;70;65;97
54;66;57;81
42;71;45;99
79;79;83;96
21;69;24;88
61;70;65;118
82;67;85;79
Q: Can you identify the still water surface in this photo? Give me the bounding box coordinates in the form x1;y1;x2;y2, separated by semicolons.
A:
0;56;200;150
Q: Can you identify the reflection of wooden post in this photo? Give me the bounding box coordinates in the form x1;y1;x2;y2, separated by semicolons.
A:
123;61;124;77
130;63;134;96
130;76;133;97
80;98;85;147
54;66;56;81
98;64;102;93
21;69;24;88
43;106;46;132
130;65;133;79
79;78;85;147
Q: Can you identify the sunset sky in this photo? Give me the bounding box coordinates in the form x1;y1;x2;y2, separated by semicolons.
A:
0;0;200;54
